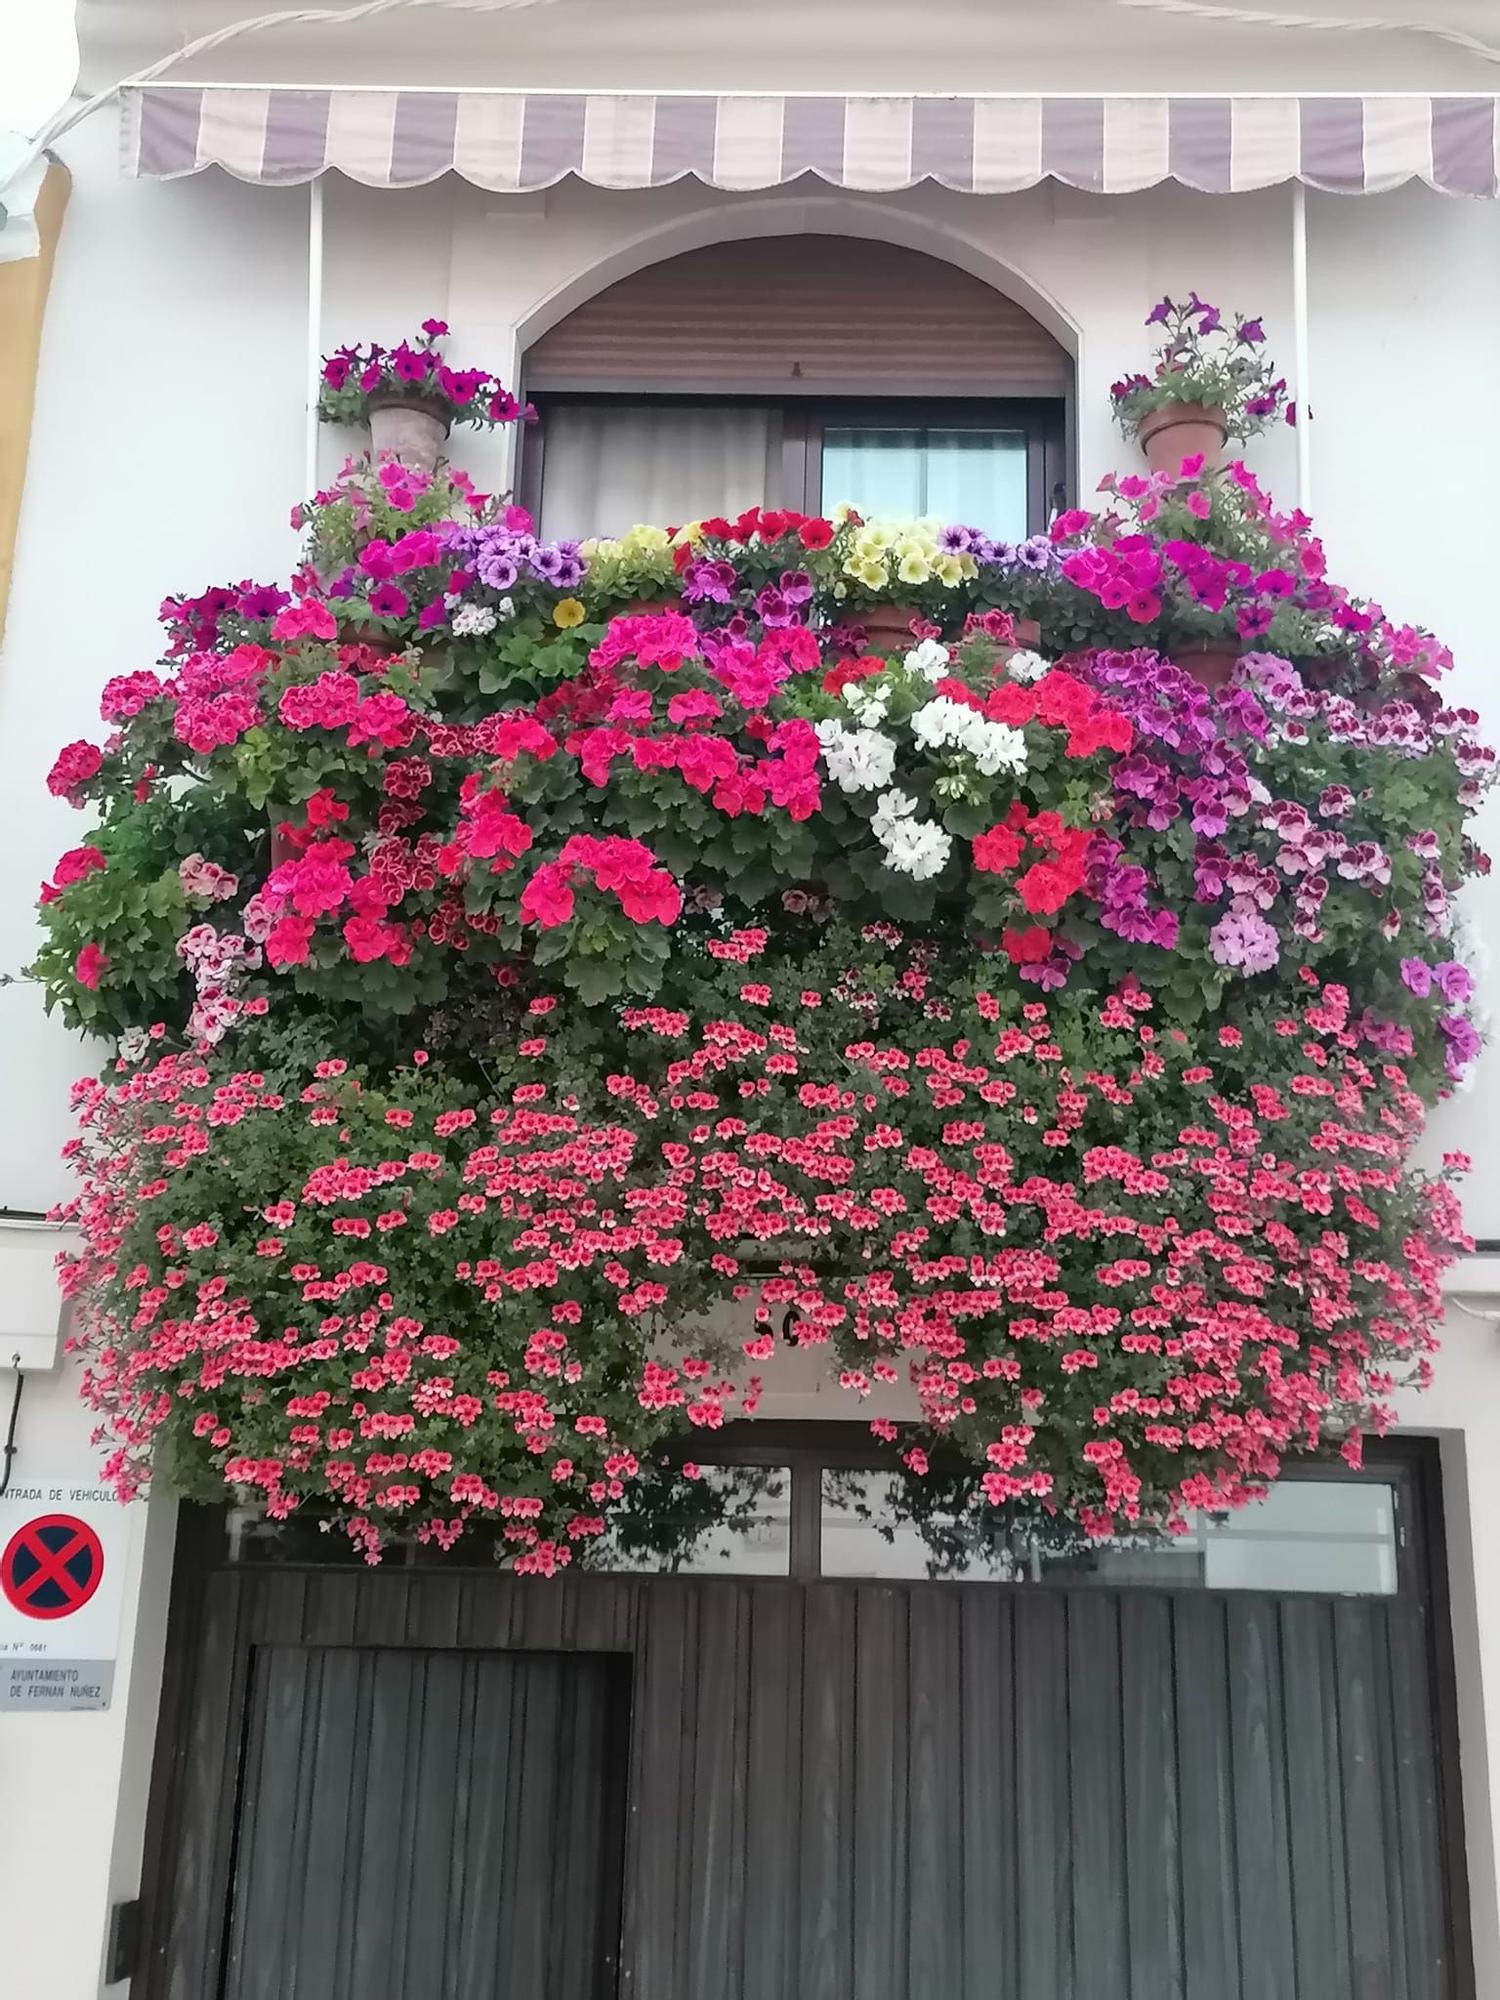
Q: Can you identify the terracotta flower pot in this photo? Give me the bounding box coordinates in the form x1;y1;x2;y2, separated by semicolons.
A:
368;393;451;474
336;623;402;660
1172;640;1241;691
614;596;682;618
995;616;1043;665
853;603;925;655
1138;400;1228;478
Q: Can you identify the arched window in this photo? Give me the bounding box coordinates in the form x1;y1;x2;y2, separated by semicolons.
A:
519;235;1072;541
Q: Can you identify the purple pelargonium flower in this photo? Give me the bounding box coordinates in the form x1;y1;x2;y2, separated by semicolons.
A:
1400;957;1434;998
1337;840;1392;886
1209;903;1280;975
1436;961;1475;1005
1441;1012;1482;1077
684;559;738;606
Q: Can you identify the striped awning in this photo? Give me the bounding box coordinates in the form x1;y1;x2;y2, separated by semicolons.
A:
122;87;1500;197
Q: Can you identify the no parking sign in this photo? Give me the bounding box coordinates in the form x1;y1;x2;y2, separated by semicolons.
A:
0;1486;131;1711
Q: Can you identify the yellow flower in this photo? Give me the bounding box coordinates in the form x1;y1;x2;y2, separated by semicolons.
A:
553;597;585;629
934;552;965;587
854;558;889;592
896;550;932;586
620;524;669;556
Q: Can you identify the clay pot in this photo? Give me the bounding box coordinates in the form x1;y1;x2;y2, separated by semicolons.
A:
1138;400;1228;478
1172;640;1241;691
613;596;682;618
851;602;925;656
336;623;403;661
996;615;1042;665
368;393;451;474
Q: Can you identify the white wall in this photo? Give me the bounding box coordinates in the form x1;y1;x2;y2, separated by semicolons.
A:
8;110;1500;1995
89;0;1500;94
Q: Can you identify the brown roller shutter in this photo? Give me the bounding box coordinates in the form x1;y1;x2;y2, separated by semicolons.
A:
524;235;1069;398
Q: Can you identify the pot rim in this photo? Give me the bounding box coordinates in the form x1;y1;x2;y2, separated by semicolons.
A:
366;389;454;431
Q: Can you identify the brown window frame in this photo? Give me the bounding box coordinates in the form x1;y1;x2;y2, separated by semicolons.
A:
517;391;1071;538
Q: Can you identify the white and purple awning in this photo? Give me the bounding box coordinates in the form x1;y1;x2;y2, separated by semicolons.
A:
121;87;1500;197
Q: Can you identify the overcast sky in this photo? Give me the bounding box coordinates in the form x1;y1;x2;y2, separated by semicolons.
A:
2;1;79;138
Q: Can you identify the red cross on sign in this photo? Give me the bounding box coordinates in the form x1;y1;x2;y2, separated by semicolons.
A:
1;1514;105;1621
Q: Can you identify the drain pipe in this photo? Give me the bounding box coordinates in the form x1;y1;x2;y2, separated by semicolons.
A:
1291;178;1312;512
304;175;324;501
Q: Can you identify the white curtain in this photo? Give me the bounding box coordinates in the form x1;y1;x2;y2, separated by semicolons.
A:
538;404;782;541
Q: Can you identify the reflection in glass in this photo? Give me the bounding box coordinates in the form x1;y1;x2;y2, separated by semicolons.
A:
587;1462;793;1576
820;426;1028;540
819;1469;1398;1595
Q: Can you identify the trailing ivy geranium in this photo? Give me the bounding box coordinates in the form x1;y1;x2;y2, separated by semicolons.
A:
62;925;1465;1566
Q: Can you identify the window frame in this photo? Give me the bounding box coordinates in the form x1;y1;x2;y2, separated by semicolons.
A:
628;1420;1428;1596
517;392;1069;540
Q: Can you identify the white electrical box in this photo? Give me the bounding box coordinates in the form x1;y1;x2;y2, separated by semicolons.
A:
0;1225;74;1374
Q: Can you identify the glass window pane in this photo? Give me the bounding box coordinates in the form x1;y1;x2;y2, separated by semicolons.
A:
820;1469;1024;1581
818;1470;1397;1595
587;1463;793;1576
820;428;926;522
821;425;1028;539
1200;1479;1397;1596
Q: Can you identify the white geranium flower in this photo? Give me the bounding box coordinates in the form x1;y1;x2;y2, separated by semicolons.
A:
815;720;898;795
843;679;890;724
879;817;953;881
871;788;918;843
910;696;971;751
904;638;950;683
451;603;499;637
911;698;1029;778
1005;649;1049;683
967;719;1029;777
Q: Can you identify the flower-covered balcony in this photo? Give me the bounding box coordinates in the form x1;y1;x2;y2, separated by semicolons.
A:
31;290;1488;1567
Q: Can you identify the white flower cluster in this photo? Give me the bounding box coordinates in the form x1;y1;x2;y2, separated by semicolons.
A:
903;638;951;683
815;718;898;795
841;677;889;724
871;789;952;880
910;697;1029;777
1004;648;1050;683
451;601;506;637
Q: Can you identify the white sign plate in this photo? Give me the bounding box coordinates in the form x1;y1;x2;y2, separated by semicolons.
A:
0;1484;135;1711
